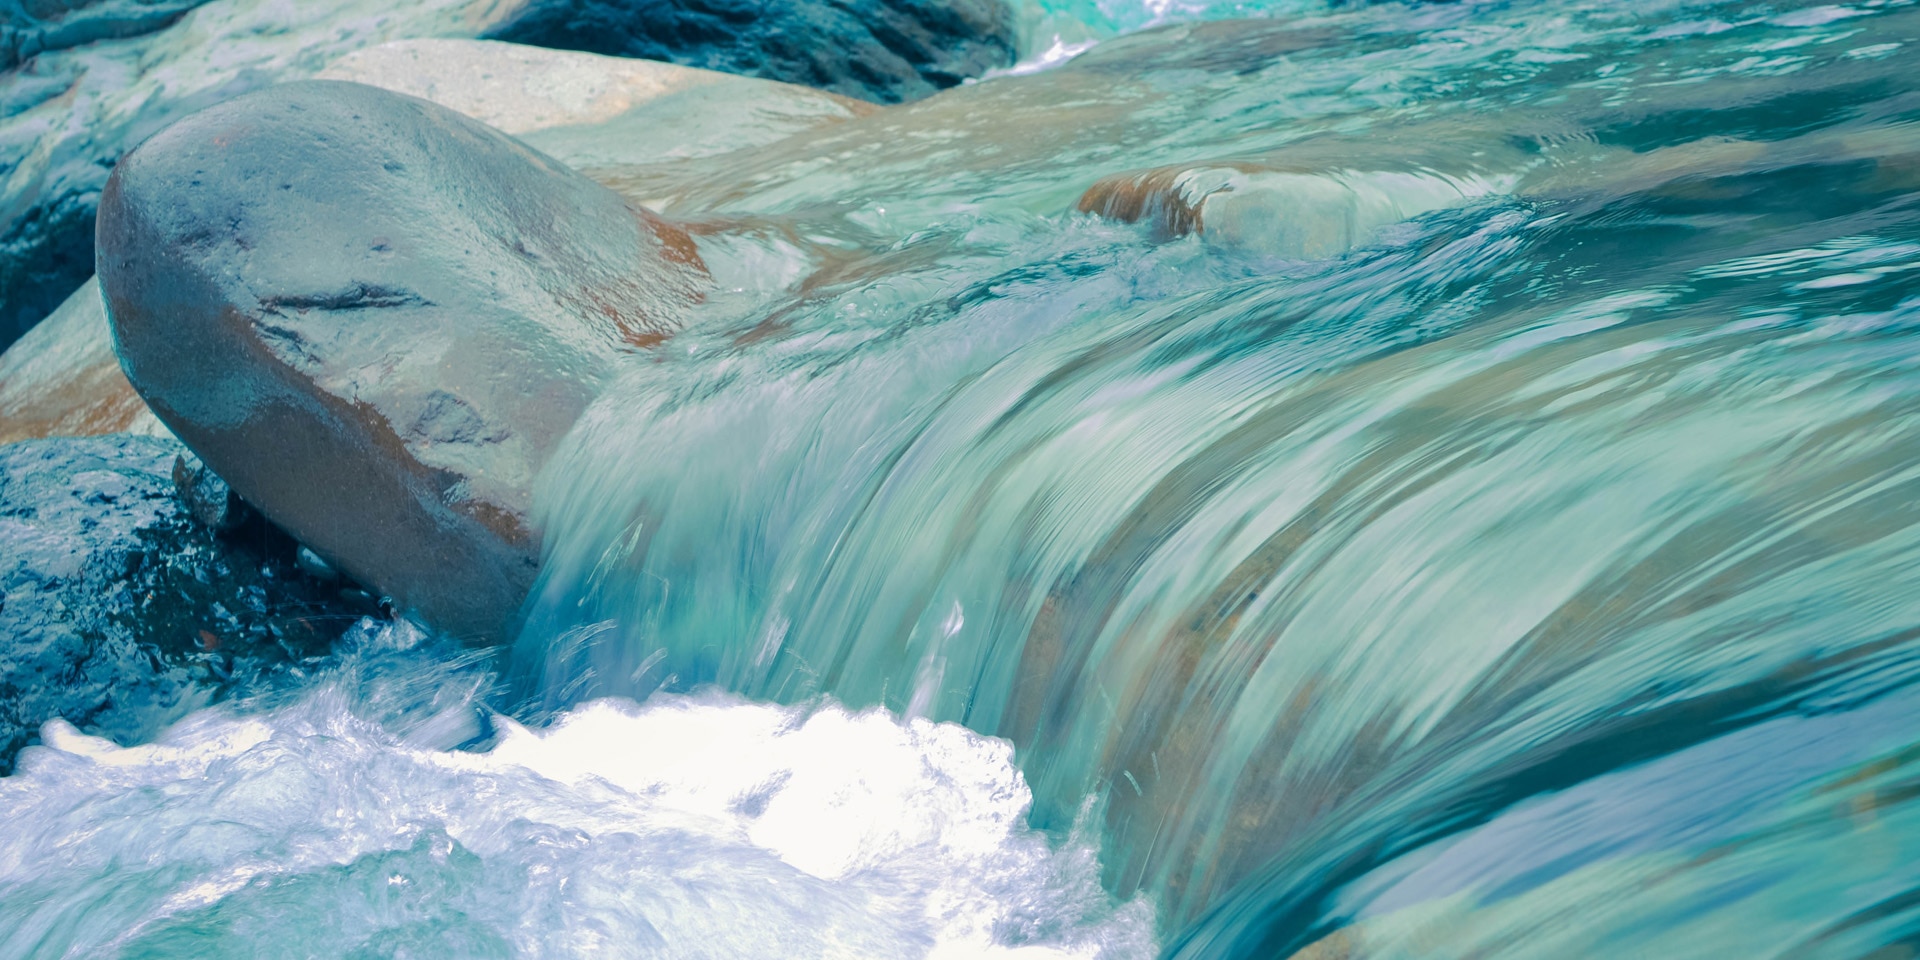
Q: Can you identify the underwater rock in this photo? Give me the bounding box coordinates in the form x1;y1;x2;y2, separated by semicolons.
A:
483;0;1015;105
0;434;355;775
98;79;708;643
0;0;522;351
1077;162;1507;259
0;276;168;444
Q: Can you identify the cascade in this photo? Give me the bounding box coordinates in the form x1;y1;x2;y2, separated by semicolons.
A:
9;0;1920;957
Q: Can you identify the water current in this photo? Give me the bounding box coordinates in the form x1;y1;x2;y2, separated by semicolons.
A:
14;0;1920;957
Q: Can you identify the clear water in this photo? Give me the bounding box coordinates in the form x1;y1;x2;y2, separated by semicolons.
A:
16;0;1920;957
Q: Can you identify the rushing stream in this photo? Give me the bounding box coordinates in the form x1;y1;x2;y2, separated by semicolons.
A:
14;0;1920;957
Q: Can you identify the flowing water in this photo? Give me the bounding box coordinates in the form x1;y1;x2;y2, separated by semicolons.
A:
0;621;1152;958
15;0;1920;957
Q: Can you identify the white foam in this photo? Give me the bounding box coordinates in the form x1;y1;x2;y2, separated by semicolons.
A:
0;675;1153;960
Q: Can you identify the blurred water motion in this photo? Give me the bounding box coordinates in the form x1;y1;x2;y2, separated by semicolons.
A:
522;0;1920;955
9;0;1920;956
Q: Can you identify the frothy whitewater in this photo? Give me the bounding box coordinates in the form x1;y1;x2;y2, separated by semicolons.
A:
0;622;1153;958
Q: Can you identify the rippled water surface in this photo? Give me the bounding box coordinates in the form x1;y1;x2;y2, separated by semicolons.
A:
16;0;1920;957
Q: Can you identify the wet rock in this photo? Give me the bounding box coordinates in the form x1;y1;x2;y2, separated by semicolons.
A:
0;0;521;350
483;0;1015;104
98;80;708;643
0;434;358;774
0;186;104;355
0;0;209;71
0;276;169;444
170;450;247;532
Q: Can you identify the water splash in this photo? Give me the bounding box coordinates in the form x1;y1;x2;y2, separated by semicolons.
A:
0;624;1153;959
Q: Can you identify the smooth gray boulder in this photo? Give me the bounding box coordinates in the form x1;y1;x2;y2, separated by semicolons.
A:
0;39;862;449
97;80;706;644
0;434;356;774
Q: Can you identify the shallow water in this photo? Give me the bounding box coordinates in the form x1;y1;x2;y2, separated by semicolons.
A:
14;0;1920;957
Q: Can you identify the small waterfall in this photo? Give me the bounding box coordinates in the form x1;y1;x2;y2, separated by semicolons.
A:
520;0;1920;954
9;0;1920;957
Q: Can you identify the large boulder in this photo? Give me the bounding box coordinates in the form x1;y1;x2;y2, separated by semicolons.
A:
0;0;1003;350
0;39;856;447
484;0;1015;104
97;80;706;643
0;39;859;448
0;434;356;774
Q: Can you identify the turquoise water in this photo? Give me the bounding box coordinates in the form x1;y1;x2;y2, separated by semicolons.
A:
14;0;1920;957
526;0;1920;956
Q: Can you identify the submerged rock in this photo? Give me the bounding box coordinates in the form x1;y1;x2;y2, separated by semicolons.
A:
484;0;1015;104
98;80;708;643
0;434;357;774
1077;162;1509;259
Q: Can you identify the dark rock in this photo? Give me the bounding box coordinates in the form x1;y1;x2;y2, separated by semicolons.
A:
0;186;100;353
0;434;360;774
0;0;209;72
484;0;1015;104
97;80;707;644
0;0;213;348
